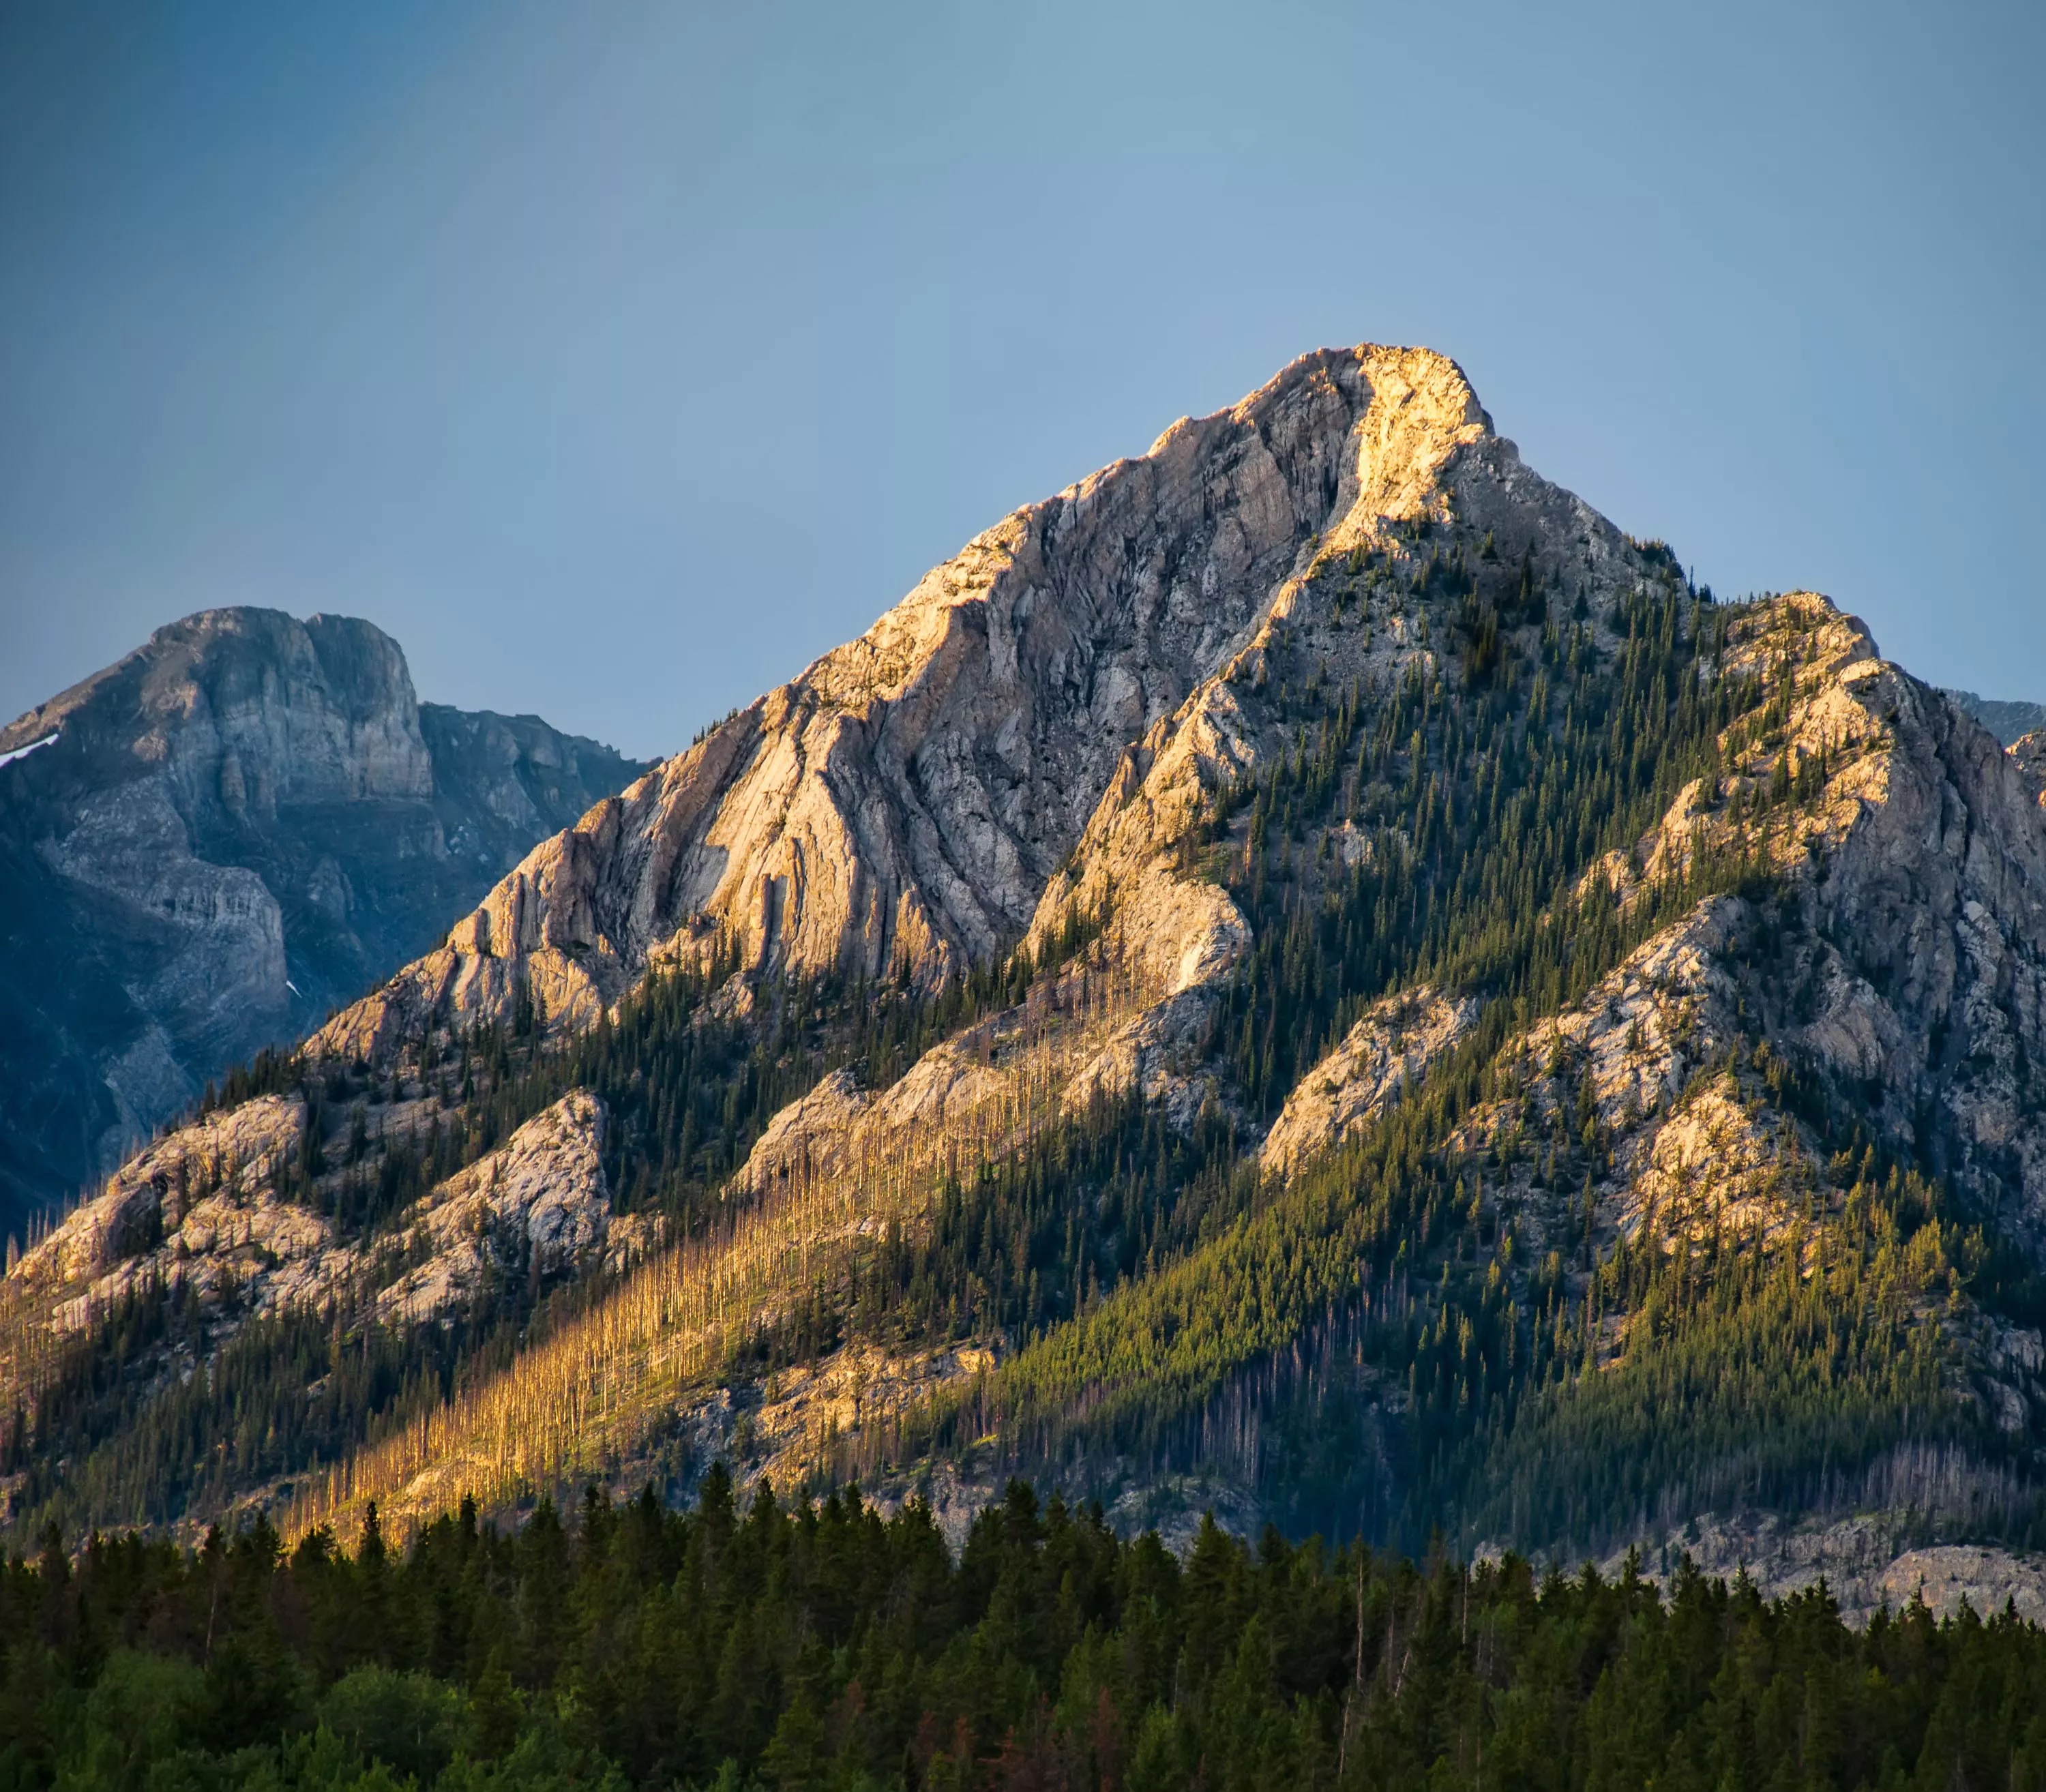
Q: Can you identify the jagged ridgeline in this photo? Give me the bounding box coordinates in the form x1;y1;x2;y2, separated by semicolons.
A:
6;345;2046;1587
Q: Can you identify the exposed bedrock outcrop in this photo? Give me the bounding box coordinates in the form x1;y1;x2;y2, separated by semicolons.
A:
0;1088;619;1394
28;340;2046;1597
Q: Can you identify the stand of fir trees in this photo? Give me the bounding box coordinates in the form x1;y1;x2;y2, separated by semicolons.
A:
4;1474;2046;1790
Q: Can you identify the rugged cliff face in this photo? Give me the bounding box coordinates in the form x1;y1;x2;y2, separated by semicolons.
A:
13;346;2046;1611
0;609;646;1230
310;348;1491;1062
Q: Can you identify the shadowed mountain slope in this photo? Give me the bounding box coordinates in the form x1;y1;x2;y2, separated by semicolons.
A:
1947;689;2046;747
0;609;646;1230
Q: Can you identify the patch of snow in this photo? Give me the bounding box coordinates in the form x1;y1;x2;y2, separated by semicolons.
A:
0;731;57;768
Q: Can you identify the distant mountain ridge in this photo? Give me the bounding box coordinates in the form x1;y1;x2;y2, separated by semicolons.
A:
1945;689;2046;747
0;608;647;1229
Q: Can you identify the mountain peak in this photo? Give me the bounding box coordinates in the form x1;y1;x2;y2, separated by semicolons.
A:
310;344;1563;1065
1944;687;2046;747
25;344;2046;1628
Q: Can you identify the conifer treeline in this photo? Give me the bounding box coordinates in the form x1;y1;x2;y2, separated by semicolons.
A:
8;1474;2046;1790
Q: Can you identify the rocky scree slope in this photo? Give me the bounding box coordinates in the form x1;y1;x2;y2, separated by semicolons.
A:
0;608;645;1229
14;347;2046;1615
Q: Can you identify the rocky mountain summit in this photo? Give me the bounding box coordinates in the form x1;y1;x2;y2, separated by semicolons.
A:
0;609;645;1230
11;346;2046;1620
312;348;1493;1062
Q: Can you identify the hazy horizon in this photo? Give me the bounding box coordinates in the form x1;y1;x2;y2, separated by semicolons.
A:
4;0;2041;760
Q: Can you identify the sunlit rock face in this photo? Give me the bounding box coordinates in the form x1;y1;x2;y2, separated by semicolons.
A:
313;347;1515;1060
0;608;644;1229
1260;988;1480;1174
0;1086;619;1410
374;1090;614;1327
2011;733;2046;807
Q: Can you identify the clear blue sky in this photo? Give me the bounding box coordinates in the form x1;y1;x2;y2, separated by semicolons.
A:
3;0;2040;760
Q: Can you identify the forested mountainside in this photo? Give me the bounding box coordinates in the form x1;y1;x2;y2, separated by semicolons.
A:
0;609;647;1227
10;344;2046;1617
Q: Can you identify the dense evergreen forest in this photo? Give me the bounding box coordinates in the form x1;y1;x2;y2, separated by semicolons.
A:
6;1472;2046;1791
